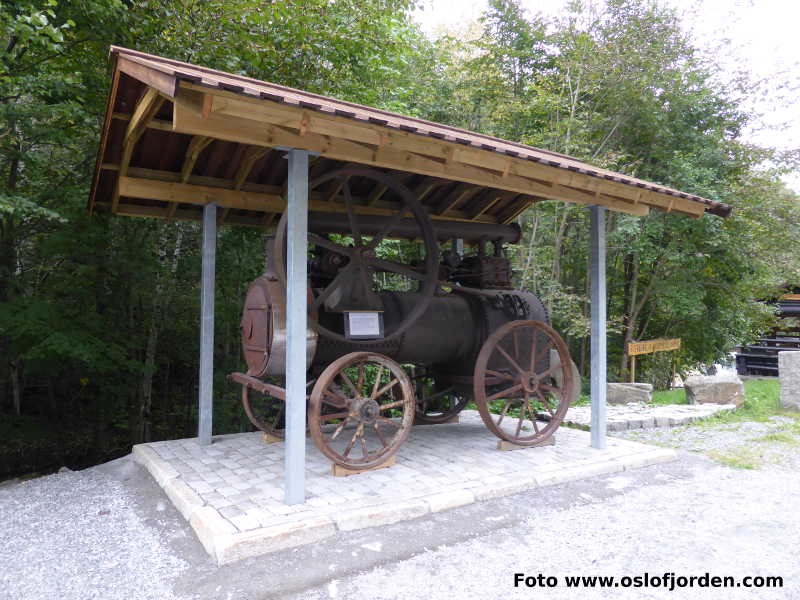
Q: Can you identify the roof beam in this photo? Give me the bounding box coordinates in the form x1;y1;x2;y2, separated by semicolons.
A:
171;90;649;217
116;176;501;223
177;83;698;217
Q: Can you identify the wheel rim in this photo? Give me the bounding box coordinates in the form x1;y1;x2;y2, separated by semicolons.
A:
241;385;285;439
412;370;470;424
473;320;574;446
274;167;439;342
309;352;414;469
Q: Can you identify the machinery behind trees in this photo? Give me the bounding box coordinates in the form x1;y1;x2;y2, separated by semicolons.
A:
230;167;577;471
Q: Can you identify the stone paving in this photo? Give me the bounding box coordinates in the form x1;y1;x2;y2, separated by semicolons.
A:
133;410;676;565
544;401;736;431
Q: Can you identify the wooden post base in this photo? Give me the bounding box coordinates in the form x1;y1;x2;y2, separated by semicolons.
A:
413;414;460;426
497;436;556;451
332;456;396;477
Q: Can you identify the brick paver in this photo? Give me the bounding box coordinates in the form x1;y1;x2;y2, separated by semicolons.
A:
134;410;675;565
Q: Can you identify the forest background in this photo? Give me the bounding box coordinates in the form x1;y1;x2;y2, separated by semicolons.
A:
2;0;799;478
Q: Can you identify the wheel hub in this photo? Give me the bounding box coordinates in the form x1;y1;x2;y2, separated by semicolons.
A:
351;397;381;424
521;372;539;393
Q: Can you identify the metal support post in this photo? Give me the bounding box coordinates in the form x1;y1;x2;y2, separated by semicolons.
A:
284;149;309;505
198;202;217;445
590;205;607;449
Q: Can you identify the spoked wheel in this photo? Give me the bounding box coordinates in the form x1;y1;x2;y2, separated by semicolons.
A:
412;370;470;424
309;352;414;470
473;320;574;446
274;167;439;342
241;385;286;439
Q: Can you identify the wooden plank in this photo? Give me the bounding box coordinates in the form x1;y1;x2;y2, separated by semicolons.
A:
332;455;395;477
367;183;389;206
115;201;264;227
628;338;681;356
117;56;177;97
436;183;480;216
178;83;701;217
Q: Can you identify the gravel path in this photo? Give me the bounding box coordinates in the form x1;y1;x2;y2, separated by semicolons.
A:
617;416;800;471
0;460;189;600
2;417;798;600
292;458;800;600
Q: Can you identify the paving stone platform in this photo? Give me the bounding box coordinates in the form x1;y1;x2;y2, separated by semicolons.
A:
133;410;676;565
549;402;737;431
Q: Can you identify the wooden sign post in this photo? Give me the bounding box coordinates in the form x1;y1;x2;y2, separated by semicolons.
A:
628;338;681;383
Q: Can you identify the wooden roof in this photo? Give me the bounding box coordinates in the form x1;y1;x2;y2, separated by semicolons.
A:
89;46;731;229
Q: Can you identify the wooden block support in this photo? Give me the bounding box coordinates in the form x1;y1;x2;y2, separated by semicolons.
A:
261;432;283;444
497;436;556;452
332;456;396;477
413;414;460;426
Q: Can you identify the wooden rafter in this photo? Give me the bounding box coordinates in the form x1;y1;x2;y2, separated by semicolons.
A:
112;87;165;213
181;136;213;183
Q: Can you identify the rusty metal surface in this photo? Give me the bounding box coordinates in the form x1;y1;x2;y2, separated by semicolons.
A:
473;320;573;446
90;46;732;223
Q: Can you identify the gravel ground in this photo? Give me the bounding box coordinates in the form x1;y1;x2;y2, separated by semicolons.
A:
616;416;800;471
0;458;189;600
2;418;799;600
292;457;800;600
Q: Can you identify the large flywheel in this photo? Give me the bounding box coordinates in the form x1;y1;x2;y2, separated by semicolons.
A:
274;167;439;343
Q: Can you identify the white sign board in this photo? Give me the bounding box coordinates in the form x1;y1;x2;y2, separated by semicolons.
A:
345;312;383;339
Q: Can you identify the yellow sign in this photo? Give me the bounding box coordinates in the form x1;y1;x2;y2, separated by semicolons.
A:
628;338;681;356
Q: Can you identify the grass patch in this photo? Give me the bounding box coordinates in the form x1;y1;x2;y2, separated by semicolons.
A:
696;379;790;426
706;447;762;470
650;388;688;405
750;432;800;445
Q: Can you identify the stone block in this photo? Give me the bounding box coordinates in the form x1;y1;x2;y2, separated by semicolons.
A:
779;351;800;411
333;499;429;532
685;374;744;408
189;506;238;557
164;479;205;520
215;516;336;565
607;383;653;405
424;489;475;513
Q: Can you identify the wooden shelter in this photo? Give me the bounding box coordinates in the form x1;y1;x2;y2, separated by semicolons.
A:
89;47;731;504
90;47;730;227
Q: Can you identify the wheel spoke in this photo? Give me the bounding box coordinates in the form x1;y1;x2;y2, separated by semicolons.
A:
320;411;349;421
536;363;561;381
378;399;405;411
357;364;365;395
323;388;348;409
496;345;526;376
365;203;409;250
536;389;555;416
370;365;385;400
309;233;351;256
366;256;426;281
374;377;400;398
339;370;359;397
529;328;538;372
487;382;522;403
513;328;520;365
360;434;369;458
495;399;512;426
515;405;525;437
343;423;363;457
534;340;554;369
373;423;388;447
343;181;362;246
330;417;350;440
376;415;401;428
486;369;516;382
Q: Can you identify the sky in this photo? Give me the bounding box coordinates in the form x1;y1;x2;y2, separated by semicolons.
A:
412;0;800;191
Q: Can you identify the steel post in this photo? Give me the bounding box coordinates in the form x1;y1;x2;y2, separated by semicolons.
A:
284;149;309;505
590;205;607;449
198;202;217;445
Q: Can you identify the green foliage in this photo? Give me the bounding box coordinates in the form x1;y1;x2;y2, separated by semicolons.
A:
1;0;798;478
